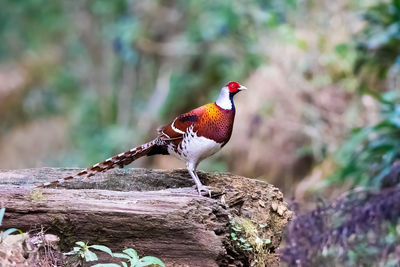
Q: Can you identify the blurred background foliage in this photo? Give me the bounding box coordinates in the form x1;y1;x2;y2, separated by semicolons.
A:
1;0;400;265
0;0;293;168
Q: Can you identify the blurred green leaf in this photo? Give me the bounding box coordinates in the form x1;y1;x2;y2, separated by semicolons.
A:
335;43;349;58
1;228;23;241
84;249;98;262
89;245;114;257
113;253;131;260
0;208;5;226
122;248;138;261
76;241;86;247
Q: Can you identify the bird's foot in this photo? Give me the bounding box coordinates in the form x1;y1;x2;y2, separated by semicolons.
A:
195;185;212;197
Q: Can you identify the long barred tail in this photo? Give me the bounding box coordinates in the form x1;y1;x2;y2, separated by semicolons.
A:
39;139;162;187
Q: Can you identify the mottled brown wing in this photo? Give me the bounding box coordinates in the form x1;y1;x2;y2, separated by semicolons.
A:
157;107;204;141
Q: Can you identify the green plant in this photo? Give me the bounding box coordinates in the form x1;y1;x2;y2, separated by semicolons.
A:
102;248;165;267
0;207;4;225
65;241;165;267
0;208;24;243
65;241;114;263
355;0;400;93
329;92;400;187
230;218;272;267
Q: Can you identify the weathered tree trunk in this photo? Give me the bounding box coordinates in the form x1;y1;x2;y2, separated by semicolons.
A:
0;168;292;266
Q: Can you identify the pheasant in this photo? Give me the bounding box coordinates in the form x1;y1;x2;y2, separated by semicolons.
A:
40;81;247;195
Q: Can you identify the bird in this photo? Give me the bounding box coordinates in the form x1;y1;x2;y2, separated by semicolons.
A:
39;81;247;195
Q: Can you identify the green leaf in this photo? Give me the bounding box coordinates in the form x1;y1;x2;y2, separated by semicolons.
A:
76;241;86;247
297;39;308;50
64;248;79;256
390;116;400;128
123;248;138;260
121;262;128;267
89;245;114;256
370;143;395;154
2;228;23;241
136;256;165;267
264;238;271;244
84;249;98;262
91;264;121;267
335;43;349;57
238;237;246;243
372;120;396;131
0;208;5;226
112;253;131;260
231;226;241;232
243;243;251;248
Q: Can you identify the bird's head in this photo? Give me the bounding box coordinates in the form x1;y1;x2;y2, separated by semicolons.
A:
225;81;247;96
216;81;247;109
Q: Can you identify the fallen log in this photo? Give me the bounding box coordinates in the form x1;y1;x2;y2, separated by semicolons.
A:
0;168;292;266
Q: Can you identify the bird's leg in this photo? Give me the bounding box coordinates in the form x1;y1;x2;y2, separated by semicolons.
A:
194;171;212;197
187;163;211;196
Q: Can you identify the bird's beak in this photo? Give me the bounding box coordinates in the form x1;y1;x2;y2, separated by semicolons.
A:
238;85;248;91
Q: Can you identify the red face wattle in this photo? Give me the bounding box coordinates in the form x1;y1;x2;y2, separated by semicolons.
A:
227;82;241;93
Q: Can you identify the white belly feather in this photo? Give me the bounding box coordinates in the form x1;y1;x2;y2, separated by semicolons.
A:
168;125;221;164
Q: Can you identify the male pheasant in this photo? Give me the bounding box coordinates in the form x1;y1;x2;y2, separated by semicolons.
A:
40;81;247;195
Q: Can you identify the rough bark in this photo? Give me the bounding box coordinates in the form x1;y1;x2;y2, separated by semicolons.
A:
0;168;292;266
